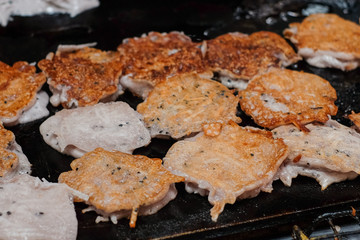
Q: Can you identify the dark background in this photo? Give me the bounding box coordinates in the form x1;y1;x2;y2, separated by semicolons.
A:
1;0;360;239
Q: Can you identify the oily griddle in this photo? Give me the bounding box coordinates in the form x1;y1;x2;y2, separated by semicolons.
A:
2;1;360;239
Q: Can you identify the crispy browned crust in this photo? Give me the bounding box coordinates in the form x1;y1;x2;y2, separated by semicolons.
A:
58;148;184;227
239;69;338;129
0;61;46;123
117;31;212;87
204;31;300;80
284;13;360;57
137;73;241;138
163;121;288;221
0;124;18;177
38;47;122;108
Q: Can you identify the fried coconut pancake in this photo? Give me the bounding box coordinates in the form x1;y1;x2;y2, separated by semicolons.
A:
40;101;151;158
0;123;30;182
0;174;86;240
58;148;184;228
163;121;288;221
38;46;123;108
284;13;360;71
272;120;360;190
239;68;337;130
137;73;241;139
117;31;212;98
0;61;47;126
203;31;300;89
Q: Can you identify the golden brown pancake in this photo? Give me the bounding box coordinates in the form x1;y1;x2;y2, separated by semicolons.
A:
163;121;288;221
117;31;212;98
58;148;184;228
38;47;122;108
0;61;46;125
284;13;360;71
239;68;337;130
137;73;241;139
204;31;300;87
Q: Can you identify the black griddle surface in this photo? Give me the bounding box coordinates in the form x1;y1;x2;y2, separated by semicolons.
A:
1;1;360;239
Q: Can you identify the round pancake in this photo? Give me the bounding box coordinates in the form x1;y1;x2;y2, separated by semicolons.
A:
163;121;288;221
204;31;300;81
117;31;212;98
38;47;122;108
39;101;151;158
137;73;241;139
272;120;360;189
58;148;184;228
239;68;337;130
0;61;46;125
272;119;360;173
284;13;360;71
284;13;360;56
